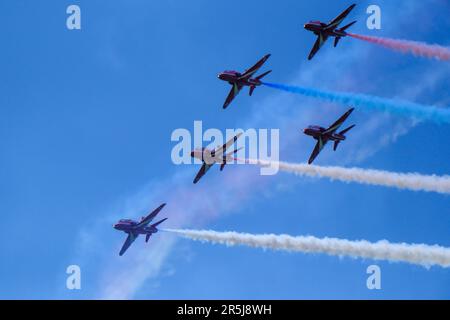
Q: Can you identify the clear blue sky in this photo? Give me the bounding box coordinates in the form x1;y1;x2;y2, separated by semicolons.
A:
0;0;449;299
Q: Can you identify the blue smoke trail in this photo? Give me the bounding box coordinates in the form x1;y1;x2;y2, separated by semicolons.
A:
262;82;450;124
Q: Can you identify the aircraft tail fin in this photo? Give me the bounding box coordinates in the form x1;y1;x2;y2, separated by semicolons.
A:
221;147;243;171
333;141;340;151
339;124;356;136
151;217;168;229
334;37;341;47
340;20;357;32
256;70;272;80
334;125;355;151
335;21;356;47
250;70;271;96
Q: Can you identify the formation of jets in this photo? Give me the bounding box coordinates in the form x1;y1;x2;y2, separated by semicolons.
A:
115;4;358;256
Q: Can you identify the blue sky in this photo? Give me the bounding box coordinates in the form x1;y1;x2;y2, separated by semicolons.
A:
0;0;449;299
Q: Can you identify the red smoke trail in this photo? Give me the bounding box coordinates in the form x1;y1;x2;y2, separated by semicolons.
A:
348;33;450;61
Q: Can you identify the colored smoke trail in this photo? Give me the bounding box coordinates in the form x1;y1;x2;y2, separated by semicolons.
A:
244;159;450;195
262;82;450;124
348;33;450;61
165;229;450;268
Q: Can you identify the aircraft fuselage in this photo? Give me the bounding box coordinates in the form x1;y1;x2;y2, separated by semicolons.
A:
114;221;158;235
303;126;346;141
304;22;348;38
191;148;232;165
218;71;262;87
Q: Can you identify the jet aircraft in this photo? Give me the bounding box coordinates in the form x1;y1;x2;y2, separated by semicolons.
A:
114;203;168;256
218;54;272;109
190;133;243;183
303;108;355;164
304;4;357;60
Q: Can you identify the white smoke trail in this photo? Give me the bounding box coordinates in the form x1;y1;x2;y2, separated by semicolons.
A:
245;159;450;195
165;228;450;268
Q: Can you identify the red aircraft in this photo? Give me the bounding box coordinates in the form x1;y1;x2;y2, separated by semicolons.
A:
304;4;357;60
218;54;272;109
190;133;243;184
303;108;355;164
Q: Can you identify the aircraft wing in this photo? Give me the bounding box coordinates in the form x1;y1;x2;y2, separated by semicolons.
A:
193;162;214;184
223;83;243;109
323;108;355;135
136;203;167;228
240;54;271;79
308;34;328;60
214;132;243;157
308;136;328;164
325;4;356;30
119;232;138;256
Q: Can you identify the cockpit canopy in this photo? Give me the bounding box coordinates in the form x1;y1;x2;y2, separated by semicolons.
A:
223;70;239;75
308;20;321;25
